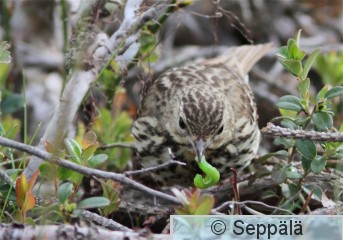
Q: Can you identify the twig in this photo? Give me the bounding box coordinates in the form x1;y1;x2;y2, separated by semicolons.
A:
23;0;156;181
212;200;295;215
300;190;313;214
98;142;134;150
262;123;343;142
230;168;241;215
81;210;132;232
241;205;264;215
0;136;180;205
124;160;186;176
0;223;169;239
0;170;15;188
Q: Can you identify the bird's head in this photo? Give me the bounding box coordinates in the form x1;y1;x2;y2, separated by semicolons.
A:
166;88;231;162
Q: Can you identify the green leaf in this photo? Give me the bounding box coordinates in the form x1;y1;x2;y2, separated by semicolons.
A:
77;197;110;209
325;86;343;99
277;46;288;58
280;59;303;76
301;156;312;173
101;180;120;215
302;185;322;202
273;137;294;149
64;138;82;163
87;154;108;168
298;78;310;99
57;167;73;180
295;116;311;127
39;162;56;181
299;99;309;113
102;201;120;216
302;49;320;80
295;139;316;159
285;167;303;179
194;194;215;215
81;145;97;160
259;150;288;161
311;156;327;174
277;95;303;112
1;93;24;115
316;86;329;101
0;41;11;64
280;119;297;129
312;112;333;131
271;163;288;184
58;182;73;203
287;38;306;61
280;183;300;199
57;167;83;185
287;39;297;59
294;29;302;47
69;172;84;185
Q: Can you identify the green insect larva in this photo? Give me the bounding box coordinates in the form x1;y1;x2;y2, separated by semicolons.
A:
194;156;220;189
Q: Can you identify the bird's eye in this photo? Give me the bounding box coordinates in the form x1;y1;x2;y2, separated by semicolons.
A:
216;125;224;135
179;118;186;130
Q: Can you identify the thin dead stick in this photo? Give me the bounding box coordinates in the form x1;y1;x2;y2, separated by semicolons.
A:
262;123;343;142
124;160;186;176
212;200;295;215
81;210;132;232
98;142;135;150
0;136;180;205
230;168;242;215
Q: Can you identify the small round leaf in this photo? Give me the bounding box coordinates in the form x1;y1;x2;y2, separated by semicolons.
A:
295;139;316;159
87;154;108;168
277;95;303;112
325;86;343;99
312;112;333;131
311;156;327;174
78;197;110;209
58;182;73;203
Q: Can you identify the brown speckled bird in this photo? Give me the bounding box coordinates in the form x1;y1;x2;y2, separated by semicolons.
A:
132;43;272;186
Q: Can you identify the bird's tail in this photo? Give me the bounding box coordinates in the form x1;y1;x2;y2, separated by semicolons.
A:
203;43;273;78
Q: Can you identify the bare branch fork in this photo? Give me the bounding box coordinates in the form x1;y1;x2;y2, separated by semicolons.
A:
23;0;162;181
262;123;343;142
0;136;180;205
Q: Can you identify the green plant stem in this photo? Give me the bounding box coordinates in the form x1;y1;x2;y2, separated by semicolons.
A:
1;0;11;41
29;122;43;145
148;0;178;34
60;0;69;87
22;72;27;169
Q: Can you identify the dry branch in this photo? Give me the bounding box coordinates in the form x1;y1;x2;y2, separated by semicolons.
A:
81;210;132;232
23;0;158;181
262;123;343;142
0;223;169;240
0;136;180;205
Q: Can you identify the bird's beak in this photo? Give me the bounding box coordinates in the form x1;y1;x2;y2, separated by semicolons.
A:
194;139;204;162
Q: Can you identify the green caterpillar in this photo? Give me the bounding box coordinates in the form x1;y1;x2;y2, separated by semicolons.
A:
194;156;220;189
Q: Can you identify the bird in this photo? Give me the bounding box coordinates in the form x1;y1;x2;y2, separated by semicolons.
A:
132;43;273;187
